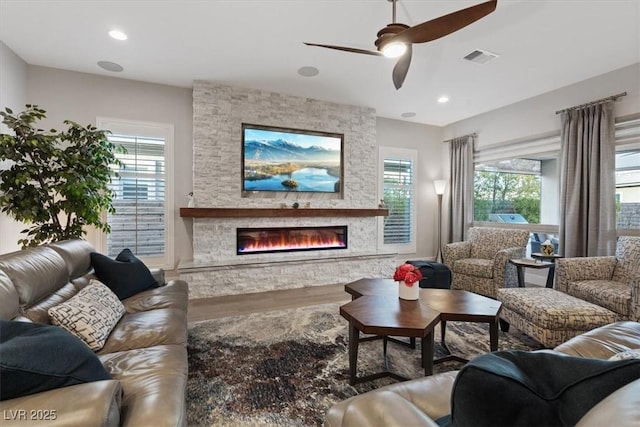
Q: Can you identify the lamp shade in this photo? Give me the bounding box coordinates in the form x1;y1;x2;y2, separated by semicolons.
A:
434;180;447;195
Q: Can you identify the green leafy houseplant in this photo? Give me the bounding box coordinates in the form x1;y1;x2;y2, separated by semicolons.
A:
0;105;123;248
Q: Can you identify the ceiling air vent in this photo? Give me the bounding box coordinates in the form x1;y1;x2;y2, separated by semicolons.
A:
463;49;499;64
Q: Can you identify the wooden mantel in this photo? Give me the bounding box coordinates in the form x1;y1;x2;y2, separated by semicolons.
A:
180;207;388;218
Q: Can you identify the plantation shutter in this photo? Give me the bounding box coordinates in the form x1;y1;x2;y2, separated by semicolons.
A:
383;158;414;244
107;134;166;257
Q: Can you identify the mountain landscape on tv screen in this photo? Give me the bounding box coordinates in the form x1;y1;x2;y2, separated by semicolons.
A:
244;139;339;162
243;138;341;193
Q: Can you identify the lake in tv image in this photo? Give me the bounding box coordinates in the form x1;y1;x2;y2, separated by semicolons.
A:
243;126;342;193
244;167;338;192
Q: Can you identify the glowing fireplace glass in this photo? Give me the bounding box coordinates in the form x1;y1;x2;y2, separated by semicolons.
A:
237;225;347;255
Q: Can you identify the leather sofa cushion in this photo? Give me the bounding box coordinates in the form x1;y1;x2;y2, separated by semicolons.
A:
447;350;640;427
0;380;123;427
123;280;189;313
22;283;79;324
576;380;640;427
47;240;95;280
0;247;69;308
338;390;442;427
325;371;459;427
90;249;158;300
554;321;640;359
0;320;111;400
0;270;19;320
98;308;187;354
99;344;187;427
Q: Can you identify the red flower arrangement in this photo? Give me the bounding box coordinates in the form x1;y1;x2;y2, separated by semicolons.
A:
393;263;423;286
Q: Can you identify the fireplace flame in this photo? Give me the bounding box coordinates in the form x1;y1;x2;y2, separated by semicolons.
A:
238;230;346;254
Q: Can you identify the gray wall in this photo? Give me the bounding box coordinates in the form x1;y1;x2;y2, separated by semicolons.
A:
0;49;195;267
443;63;640;148
24;66;194;268
0;41;28;254
376;117;444;258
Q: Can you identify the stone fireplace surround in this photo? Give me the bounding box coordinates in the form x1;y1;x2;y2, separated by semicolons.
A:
179;82;398;298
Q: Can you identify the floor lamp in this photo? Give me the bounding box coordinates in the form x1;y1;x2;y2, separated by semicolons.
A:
434;180;447;263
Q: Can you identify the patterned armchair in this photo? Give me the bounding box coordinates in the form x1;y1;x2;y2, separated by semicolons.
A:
443;227;530;299
555;236;640;321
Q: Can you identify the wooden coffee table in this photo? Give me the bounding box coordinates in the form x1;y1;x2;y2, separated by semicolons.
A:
340;295;440;385
343;278;502;380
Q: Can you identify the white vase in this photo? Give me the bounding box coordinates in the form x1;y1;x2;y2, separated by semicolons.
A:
398;280;420;300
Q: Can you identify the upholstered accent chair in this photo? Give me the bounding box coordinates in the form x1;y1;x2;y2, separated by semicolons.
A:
443;227;530;299
555;236;640;321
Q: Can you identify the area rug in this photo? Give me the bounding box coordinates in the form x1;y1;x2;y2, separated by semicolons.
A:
187;301;541;426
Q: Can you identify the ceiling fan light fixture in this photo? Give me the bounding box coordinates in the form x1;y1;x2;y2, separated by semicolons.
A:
381;42;406;58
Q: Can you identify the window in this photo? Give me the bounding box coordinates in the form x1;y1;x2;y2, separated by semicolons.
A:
473;134;561;258
96;118;174;268
615;149;640;230
615;116;640;232
473;133;561;228
474;159;542;224
379;148;417;253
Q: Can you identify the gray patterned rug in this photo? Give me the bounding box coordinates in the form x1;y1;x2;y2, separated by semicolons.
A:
187;300;541;426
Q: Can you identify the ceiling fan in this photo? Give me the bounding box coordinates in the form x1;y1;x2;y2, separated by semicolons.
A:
305;0;497;90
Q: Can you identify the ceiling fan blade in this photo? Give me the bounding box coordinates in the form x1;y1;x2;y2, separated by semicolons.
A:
304;42;383;57
393;0;497;44
392;45;412;90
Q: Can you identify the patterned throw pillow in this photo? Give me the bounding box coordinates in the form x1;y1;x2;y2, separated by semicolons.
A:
48;280;125;351
608;349;640;361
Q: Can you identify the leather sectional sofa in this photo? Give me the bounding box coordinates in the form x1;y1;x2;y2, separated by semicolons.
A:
0;240;189;427
325;321;640;427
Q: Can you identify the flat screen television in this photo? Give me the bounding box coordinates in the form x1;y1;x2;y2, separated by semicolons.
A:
242;123;343;193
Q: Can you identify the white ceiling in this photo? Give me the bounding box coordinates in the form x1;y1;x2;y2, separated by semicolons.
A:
1;0;638;126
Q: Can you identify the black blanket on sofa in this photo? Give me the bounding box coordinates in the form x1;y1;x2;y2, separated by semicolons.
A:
440;350;640;427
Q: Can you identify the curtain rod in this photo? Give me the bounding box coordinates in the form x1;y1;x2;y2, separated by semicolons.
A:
555;92;627;115
443;132;477;143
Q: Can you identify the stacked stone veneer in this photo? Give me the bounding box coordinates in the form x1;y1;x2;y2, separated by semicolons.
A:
181;82;398;298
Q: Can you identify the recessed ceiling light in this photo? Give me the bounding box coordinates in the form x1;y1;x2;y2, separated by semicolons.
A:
298;66;319;77
438;96;450;104
401;112;416;118
108;30;128;41
97;61;124;72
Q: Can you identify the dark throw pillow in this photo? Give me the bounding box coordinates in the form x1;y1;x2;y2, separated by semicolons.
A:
0;320;111;401
90;248;159;300
447;350;640;427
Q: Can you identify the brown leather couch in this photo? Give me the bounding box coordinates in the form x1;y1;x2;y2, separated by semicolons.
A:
325;321;640;427
0;240;189;427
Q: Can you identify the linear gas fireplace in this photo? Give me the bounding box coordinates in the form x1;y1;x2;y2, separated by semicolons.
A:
237;225;347;255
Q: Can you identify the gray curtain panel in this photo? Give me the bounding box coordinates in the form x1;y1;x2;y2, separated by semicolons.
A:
448;135;475;243
559;100;616;257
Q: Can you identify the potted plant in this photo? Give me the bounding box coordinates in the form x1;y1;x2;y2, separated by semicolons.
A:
0;105;122;248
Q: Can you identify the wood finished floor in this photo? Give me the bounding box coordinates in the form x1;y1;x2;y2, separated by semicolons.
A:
187;283;350;323
187;281;542;323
